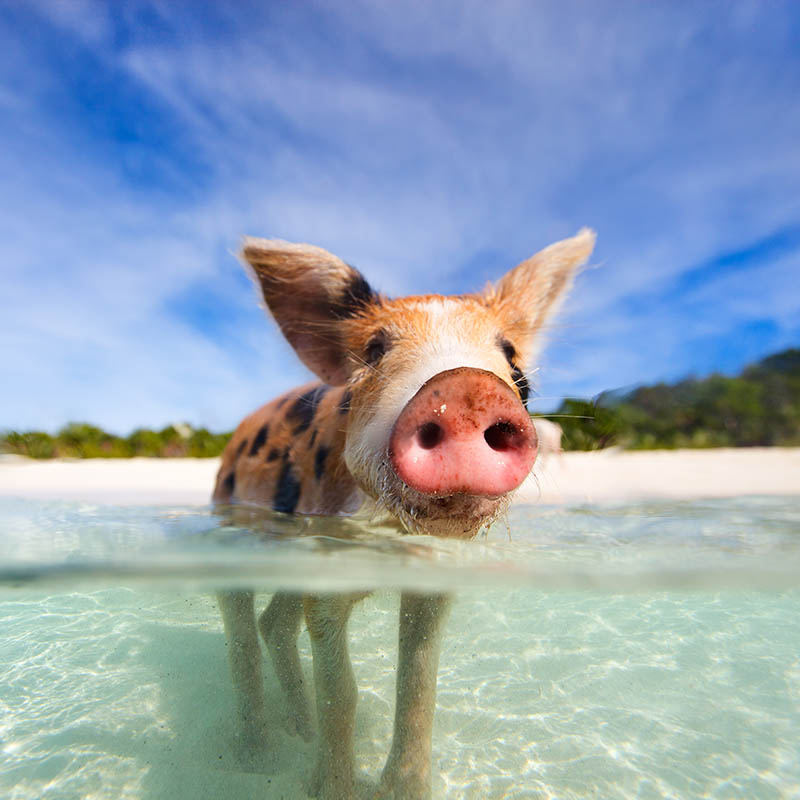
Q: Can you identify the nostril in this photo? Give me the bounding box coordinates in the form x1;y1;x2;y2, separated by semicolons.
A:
484;421;519;452
417;422;444;450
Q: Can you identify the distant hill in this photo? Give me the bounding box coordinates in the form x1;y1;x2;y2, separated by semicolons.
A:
2;348;799;457
552;348;800;450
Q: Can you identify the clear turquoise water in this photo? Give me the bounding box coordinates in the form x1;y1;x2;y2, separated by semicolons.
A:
1;496;798;799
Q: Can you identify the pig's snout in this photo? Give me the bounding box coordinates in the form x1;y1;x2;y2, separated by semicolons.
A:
388;367;538;497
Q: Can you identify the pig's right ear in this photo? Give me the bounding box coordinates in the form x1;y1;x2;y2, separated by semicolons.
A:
485;229;596;362
241;238;378;386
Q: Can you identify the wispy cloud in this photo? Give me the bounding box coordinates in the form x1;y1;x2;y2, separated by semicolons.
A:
1;1;798;431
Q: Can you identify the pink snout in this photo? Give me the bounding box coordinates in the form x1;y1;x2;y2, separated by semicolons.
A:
388;367;538;498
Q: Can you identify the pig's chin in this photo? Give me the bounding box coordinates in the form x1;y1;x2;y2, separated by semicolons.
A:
390;486;511;539
356;455;512;539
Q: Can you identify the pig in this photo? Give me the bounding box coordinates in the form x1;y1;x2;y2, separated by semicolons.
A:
213;229;595;799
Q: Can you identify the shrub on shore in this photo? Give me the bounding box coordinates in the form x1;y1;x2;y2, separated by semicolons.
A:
549;348;800;450
1;423;231;459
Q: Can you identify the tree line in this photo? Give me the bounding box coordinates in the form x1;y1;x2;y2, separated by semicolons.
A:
2;349;798;458
1;423;232;459
551;348;800;450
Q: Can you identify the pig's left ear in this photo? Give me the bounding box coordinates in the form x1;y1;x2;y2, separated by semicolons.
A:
242;238;379;385
485;228;595;358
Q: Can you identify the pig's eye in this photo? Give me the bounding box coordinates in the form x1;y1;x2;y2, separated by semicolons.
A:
500;338;516;365
499;337;529;408
365;332;387;365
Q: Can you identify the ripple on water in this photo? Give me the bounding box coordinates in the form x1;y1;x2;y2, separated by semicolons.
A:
0;496;799;798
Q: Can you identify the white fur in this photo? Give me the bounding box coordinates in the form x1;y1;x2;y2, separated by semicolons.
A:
346;299;506;475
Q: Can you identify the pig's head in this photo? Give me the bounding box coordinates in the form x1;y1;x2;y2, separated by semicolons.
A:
243;230;595;538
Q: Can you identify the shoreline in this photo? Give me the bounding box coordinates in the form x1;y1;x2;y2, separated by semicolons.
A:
1;448;799;506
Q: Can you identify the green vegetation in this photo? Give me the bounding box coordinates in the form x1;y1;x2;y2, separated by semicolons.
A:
1;423;231;459
550;348;800;450
2;348;798;458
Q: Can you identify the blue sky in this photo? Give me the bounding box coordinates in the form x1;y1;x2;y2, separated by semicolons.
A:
1;0;799;433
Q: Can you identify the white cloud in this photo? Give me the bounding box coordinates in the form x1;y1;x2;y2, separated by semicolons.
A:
1;0;798;431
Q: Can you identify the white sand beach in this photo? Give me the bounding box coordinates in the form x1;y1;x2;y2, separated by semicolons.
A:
518;447;800;504
1;448;798;506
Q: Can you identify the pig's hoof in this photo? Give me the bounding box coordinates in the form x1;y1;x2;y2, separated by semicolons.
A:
230;712;271;770
308;760;356;800
374;766;431;800
285;693;315;742
286;710;315;743
232;732;270;771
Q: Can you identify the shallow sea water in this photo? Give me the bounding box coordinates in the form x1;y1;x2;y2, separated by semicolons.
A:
1;495;798;799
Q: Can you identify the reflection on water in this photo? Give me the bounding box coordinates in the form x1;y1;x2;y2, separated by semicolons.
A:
1;496;799;798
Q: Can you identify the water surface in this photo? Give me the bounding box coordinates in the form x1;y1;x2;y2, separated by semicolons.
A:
1;496;798;798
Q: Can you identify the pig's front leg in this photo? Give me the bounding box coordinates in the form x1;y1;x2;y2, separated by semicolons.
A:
259;591;315;741
377;592;452;800
305;592;362;800
217;590;270;758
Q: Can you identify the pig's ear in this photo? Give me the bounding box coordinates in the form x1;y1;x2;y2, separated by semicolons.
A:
242;238;379;385
485;228;595;359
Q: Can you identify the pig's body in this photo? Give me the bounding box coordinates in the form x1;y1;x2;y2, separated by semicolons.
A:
213;382;358;515
214;231;595;799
